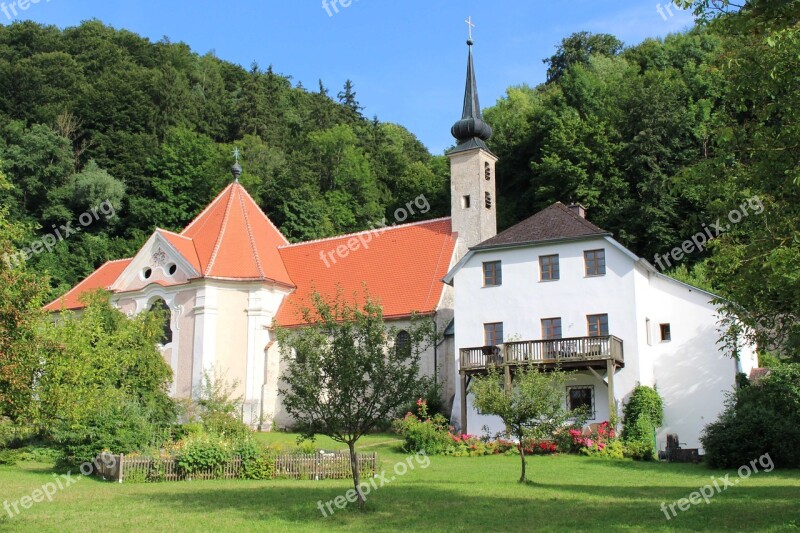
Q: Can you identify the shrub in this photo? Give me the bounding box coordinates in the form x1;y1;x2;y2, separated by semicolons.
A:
392;400;452;455
235;440;275;480
0;448;20;465
624;440;657;461
626;414;655;446
201;411;252;441
583;440;625;460
51;399;167;465
622;385;664;441
0;416;14;448
176;433;232;476
702;364;800;468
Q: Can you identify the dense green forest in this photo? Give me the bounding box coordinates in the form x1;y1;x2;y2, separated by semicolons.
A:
0;0;797;356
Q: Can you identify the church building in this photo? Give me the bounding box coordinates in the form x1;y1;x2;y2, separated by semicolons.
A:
45;38;498;429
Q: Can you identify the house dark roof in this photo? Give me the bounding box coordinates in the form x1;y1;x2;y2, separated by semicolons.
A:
474;202;610;249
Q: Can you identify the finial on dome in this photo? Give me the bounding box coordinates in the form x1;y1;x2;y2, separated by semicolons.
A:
231;147;242;182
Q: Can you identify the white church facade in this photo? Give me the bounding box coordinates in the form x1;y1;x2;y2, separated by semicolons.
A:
45;38;758;451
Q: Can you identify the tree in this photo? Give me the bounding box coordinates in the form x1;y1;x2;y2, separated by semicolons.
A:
277;289;434;509
544;31;623;82
38;291;176;449
0;168;49;423
677;0;800;357
337;79;363;114
471;365;583;483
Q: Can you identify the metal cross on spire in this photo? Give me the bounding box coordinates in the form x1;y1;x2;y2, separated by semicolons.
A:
232;147;241;164
465;16;475;42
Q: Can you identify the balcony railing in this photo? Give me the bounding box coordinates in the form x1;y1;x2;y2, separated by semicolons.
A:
460;335;624;372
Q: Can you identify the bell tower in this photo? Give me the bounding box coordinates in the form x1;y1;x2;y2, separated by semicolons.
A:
448;27;497;258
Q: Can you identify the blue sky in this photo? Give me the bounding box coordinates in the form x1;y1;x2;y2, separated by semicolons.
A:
4;0;694;154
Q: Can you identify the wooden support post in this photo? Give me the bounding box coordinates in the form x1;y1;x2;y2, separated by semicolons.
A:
460;373;468;435
606;359;616;426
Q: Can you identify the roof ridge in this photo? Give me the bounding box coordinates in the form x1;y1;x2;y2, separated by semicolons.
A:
157;228;194;241
279;217;452;249
553;202;606;233
233;182;289;246
205;185;236;275
180;182;234;236
237;186;266;279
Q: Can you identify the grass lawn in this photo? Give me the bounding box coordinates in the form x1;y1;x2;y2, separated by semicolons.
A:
0;434;798;532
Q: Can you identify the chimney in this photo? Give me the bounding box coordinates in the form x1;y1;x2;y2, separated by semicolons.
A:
568;203;586;219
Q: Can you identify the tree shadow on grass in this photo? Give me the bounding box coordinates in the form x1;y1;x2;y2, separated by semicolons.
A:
131;479;800;531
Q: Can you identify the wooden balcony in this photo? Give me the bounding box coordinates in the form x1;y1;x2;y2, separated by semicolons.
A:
459;335;624;374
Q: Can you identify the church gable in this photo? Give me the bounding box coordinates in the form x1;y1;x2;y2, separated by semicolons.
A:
110;231;201;293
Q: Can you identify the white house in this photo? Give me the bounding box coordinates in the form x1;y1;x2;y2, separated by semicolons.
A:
443;202;759;451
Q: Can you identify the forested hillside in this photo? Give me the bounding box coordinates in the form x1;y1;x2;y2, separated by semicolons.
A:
0;0;797;356
0;20;449;297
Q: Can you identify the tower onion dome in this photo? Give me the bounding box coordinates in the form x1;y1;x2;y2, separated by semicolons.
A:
450;39;493;152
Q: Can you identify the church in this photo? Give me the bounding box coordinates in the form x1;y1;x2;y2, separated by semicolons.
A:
44;37;499;429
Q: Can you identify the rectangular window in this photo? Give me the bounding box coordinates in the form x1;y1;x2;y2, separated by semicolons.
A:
539;254;560;281
567;386;595;419
584;249;606;276
461;195;471;209
541;318;562;340
660;323;672;342
646;318;652;346
483;261;502;287
587;314;609;337
484;322;504;347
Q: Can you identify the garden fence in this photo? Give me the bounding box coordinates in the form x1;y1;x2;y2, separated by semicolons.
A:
94;451;378;483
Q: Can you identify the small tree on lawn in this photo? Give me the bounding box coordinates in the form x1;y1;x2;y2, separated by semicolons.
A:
277;288;434;510
471;365;584;483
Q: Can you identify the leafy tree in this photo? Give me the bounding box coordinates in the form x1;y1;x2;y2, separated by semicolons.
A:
471;366;584;483
544;31;623;82
277;289;434;509
38;291;176;443
678;0;800;357
0;168;49;423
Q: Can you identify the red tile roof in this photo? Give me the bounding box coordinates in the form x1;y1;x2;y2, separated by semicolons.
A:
45;183;456;324
43;258;132;311
181;183;293;284
157;229;202;273
275;218;456;327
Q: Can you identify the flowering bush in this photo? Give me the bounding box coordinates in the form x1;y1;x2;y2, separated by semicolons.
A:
570;421;620;458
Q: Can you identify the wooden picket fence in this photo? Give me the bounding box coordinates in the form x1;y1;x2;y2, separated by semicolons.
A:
94;452;377;483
